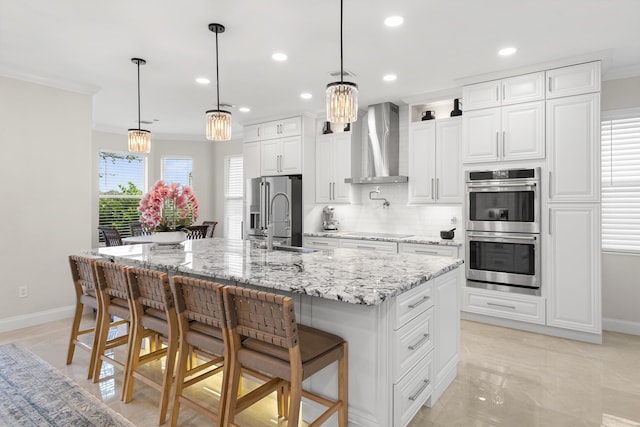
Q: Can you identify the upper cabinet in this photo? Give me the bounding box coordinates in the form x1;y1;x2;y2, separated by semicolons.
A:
243;141;261;181
316;133;351;204
546;62;600;99
260;136;302;176
409;117;462;204
244;117;302;142
463;72;545;111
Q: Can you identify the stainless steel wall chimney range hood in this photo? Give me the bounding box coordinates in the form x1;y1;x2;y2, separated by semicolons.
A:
345;102;408;184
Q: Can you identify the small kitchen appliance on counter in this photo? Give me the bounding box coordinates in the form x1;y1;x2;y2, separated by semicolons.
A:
322;206;339;231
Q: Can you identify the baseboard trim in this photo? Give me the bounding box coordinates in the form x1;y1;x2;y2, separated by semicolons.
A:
0;305;76;334
603;317;640;336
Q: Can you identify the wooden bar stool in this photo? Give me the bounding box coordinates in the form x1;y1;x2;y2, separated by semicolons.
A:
223;286;348;427
67;255;117;379
92;260;134;383
122;267;179;425
169;276;228;427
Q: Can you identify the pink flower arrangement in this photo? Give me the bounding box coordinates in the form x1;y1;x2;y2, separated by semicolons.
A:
138;180;199;232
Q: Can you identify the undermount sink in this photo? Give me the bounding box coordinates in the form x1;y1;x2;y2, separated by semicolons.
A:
273;245;319;254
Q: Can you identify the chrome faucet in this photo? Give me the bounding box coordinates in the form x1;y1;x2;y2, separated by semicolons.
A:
267;191;291;251
369;186;390;208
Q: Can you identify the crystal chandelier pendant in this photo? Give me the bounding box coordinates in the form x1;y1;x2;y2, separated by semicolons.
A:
127;129;151;153
205;109;232;141
326;81;358;124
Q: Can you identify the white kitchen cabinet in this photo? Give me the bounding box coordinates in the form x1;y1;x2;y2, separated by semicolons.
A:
547;92;600;202
546;204;601;334
432;269;459;403
339;238;398;252
315;133;351;203
408;117;462;204
463;101;545;163
260;136;302;176
398;243;459;258
463;72;545;111
243;116;302;142
242;141;261;181
303;236;340;249
546;61;600;99
462;287;546;324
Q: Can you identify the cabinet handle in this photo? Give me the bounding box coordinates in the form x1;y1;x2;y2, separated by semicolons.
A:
408;296;430;309
329;183;332;200
355;245;375;250
549;208;552;236
502;84;505;100
495;86;499;101
408;333;430;351
548;76;552;92
502;131;506;156
408;379;431;401
436;178;440;199
487;302;516;310
496;132;500;157
333;182;336;200
312;241;329;246
431;178;435;200
415;250;438;255
548;171;552;198
257;128;260;138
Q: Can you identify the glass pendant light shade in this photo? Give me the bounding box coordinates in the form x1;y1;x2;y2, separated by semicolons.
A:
128;129;151;153
326;81;358;124
205;109;232;141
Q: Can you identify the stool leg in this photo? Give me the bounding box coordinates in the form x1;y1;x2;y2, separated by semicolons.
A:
338;342;349;427
66;301;84;365
158;331;178;425
92;307;111;382
287;348;303;427
122;321;144;402
170;340;190;427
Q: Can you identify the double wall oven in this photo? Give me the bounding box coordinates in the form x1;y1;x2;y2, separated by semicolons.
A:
465;168;541;296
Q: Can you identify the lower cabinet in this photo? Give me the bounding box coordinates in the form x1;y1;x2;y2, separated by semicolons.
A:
463;287;546;325
546;204;601;333
303;236;340;249
398;242;459;258
339;238;398;252
393;352;434;427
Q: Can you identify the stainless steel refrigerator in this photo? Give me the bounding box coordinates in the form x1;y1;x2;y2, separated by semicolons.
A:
244;175;303;246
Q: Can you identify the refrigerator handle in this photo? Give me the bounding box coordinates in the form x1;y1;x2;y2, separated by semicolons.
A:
259;181;266;230
265;181;271;230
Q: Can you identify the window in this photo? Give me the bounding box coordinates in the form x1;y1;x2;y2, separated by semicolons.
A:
162;157;193;187
98;151;146;241
225;155;244;240
601;108;640;253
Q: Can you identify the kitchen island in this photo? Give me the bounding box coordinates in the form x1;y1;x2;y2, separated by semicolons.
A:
89;238;463;427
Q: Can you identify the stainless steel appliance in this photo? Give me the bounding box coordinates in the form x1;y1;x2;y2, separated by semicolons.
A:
466;231;540;295
322;206;339;231
245;175;302;246
466;167;541;233
465;167;542;296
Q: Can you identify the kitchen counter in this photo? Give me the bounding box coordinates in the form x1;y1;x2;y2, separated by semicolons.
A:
88;237;463;306
304;231;463;247
87;237;462;426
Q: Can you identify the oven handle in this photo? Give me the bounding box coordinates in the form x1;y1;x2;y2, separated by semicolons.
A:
466;182;537;189
467;232;538;241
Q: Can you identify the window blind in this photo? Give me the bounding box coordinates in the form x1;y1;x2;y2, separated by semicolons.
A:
601;110;640;253
225;155;244;240
162;157;193;187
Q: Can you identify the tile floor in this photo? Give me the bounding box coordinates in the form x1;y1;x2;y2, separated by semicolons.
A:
1;316;639;427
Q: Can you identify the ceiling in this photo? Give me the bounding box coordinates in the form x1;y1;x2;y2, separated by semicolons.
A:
1;0;639;140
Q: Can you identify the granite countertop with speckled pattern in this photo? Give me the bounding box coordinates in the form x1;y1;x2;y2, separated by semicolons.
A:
87;238;463;306
304;231;463;247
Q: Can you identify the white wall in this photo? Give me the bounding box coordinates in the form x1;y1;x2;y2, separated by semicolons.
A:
0;76;92;331
91;131;216;247
601;75;640;334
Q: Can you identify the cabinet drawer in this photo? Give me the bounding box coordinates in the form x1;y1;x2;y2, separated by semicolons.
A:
393;308;434;382
393;352;434;427
546;61;600;98
463;287;546;324
303;237;339;249
395;281;433;329
398;243;458;257
339;239;397;252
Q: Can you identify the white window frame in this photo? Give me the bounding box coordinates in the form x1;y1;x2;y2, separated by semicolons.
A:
601;107;640;255
224;154;244;240
161;156;193;188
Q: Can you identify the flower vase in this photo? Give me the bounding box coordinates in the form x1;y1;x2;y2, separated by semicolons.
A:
151;231;185;245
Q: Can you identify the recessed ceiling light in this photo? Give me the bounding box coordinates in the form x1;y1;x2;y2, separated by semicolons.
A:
272;52;288;61
300;93;312;99
498;47;517;56
384;16;404;27
239;107;250;113
383;74;397;82
195;77;210;85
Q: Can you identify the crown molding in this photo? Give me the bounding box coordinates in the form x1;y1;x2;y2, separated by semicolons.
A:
0;65;101;95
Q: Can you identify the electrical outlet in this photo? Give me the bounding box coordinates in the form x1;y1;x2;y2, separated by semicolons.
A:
451;216;458;225
18;286;28;298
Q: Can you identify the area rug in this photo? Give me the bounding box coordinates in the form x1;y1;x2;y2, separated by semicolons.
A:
0;343;135;427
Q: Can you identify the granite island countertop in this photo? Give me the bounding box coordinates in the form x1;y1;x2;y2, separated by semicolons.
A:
87;238;463;306
304;231;464;247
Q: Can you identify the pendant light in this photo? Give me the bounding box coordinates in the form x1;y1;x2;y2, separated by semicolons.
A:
128;58;151;153
205;23;232;141
326;0;358;124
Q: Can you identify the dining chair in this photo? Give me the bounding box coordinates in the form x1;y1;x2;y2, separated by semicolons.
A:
91;259;134;383
130;221;151;236
122;266;179;425
98;226;124;246
67;255;117;380
169;276;228;427
223;286;349;427
185;225;209;240
203;221;218;238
